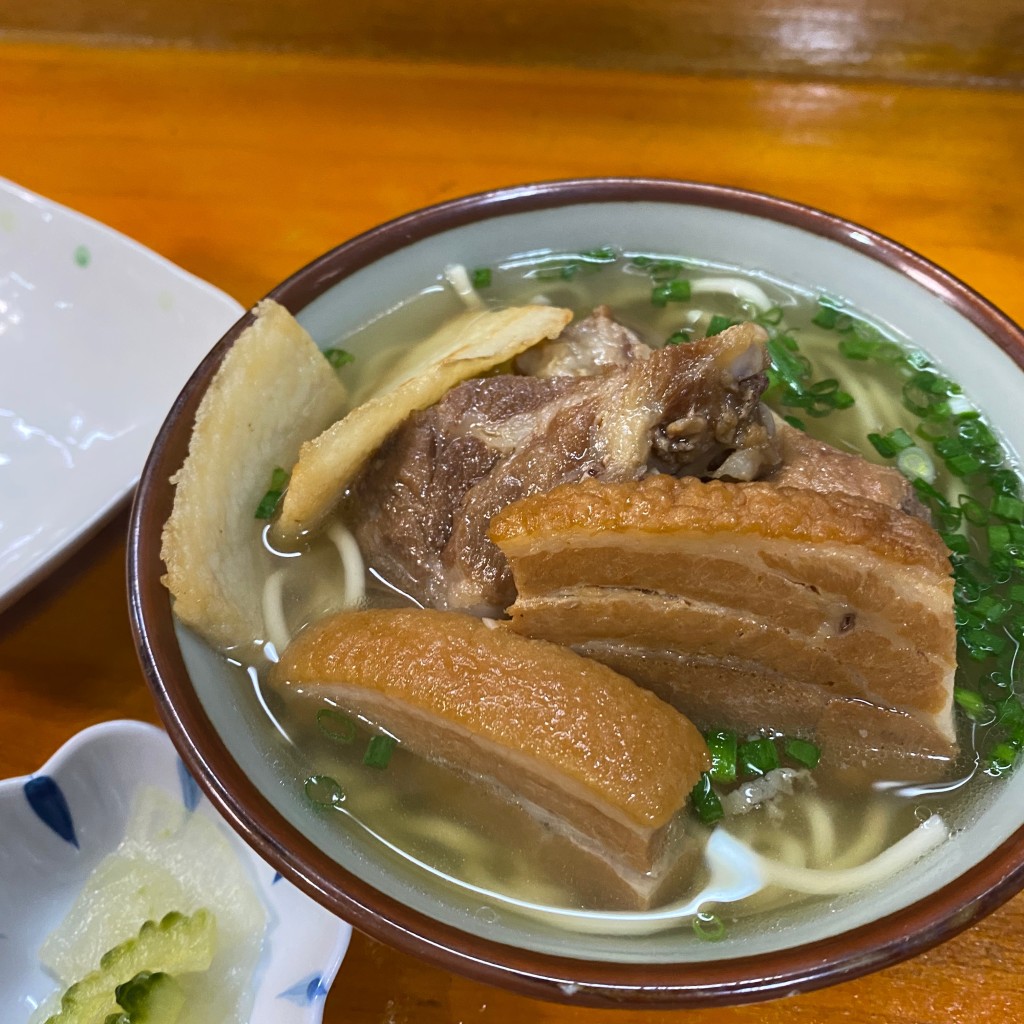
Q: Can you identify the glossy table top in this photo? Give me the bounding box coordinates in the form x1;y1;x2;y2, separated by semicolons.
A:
2;38;1023;1023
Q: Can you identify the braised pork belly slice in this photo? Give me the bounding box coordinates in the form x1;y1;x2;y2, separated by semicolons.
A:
491;476;958;779
272;608;710;886
350;320;779;616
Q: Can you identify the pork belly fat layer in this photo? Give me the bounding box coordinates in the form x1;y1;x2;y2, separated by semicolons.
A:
583;645;957;779
272;609;710;874
492;476;957;765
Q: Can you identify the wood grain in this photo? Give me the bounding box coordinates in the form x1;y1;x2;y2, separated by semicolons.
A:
3;0;1023;87
1;38;1023;1023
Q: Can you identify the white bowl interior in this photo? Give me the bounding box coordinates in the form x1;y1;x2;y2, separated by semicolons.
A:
177;197;1024;964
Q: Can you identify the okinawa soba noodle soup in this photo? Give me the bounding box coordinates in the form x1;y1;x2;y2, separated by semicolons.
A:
183;249;1024;940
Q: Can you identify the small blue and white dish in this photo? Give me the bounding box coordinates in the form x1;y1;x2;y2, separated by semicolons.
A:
0;720;352;1023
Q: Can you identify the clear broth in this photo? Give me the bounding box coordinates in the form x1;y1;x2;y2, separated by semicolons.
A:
234;249;1018;934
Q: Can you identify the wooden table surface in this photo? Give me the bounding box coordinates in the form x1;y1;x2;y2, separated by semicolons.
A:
2;39;1024;1023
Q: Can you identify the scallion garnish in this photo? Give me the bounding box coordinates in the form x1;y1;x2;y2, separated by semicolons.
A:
756;306;785;327
705;729;738;783
651;279;692;307
954;687;994;722
738;737;780;778
958;495;989;526
471;267;492;288
628;255;691;282
705;314;733;337
316;707;357;744
988;741;1019;775
812;303;841;329
896;446;936;483
254;466;290;520
689;772;724;824
692;912;726;941
991;494;1024;522
665;328;693;345
784;737;821;770
527;248;618;281
323;347;355;369
363;735;397;769
765;335;854;417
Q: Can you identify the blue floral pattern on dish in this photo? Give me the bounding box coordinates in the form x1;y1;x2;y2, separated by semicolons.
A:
278;972;330;1006
176;757;202;812
23;775;78;848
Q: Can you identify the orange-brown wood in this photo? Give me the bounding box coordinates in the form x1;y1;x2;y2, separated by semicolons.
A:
1;39;1023;1022
4;0;1023;87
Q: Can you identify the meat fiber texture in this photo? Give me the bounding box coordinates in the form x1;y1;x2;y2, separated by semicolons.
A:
491;475;958;780
272;608;710;883
161;299;347;651
274;305;573;541
350;317;778;616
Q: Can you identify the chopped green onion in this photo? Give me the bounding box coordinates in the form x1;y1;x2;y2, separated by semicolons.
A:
954;687;992;722
323;347;355;369
988;524;1012;553
705;729;738;783
868;429;914;459
533;263;580;281
990;469;1021;497
471;267;492;288
364;735;397;769
896;446;936;483
942;532;970;555
812;303;841;328
947;453;984;477
991;495;1024;522
705;314;733;337
254;466;290;519
958;496;989;525
692;911;726;941
987;742;1019;775
756;306;784;327
689;772;724;824
665;328;693;345
738;737;780;778
766;335;854;417
974;595;1010;623
651;279;692;306
580;246;617;262
838;336;875;360
784;737;821;769
316;708;357;743
961;627;1009;660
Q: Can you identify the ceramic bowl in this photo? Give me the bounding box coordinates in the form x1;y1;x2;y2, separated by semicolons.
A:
128;178;1024;1007
0;720;351;1022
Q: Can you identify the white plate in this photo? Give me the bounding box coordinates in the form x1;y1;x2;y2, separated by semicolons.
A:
0;178;242;613
0;720;352;1022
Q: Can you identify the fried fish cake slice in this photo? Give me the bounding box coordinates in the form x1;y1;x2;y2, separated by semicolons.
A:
162;299;347;651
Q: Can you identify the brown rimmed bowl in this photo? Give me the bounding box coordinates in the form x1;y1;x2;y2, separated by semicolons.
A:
128;178;1024;1008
